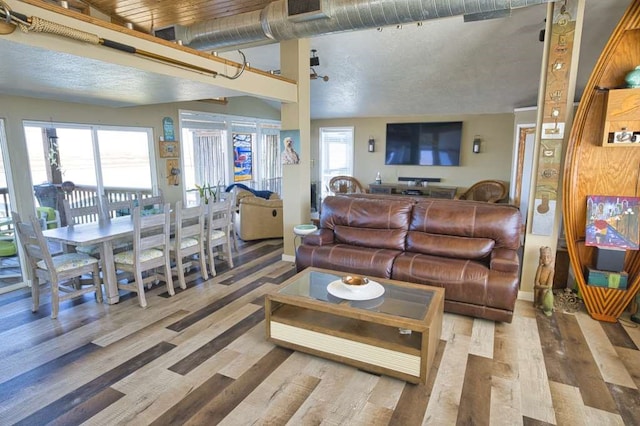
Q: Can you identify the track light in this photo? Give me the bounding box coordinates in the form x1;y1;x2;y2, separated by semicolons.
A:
310;49;320;67
309;49;328;82
310;68;329;82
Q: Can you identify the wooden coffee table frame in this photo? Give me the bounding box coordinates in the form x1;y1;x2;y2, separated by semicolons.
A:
265;267;444;384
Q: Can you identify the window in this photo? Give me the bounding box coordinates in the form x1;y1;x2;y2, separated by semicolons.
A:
319;127;354;199
179;111;281;205
24;121;157;210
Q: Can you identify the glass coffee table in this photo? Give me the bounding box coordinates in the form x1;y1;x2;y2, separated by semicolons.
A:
265;267;444;384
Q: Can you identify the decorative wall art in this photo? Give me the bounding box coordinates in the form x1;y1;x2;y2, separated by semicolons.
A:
280;129;301;165
531;139;562;235
531;2;578;236
162;117;175;141
233;133;253;182
585;195;640;250
159;140;179;158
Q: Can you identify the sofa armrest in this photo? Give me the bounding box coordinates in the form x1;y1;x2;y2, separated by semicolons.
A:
490;248;520;273
235;190;254;205
301;228;335;246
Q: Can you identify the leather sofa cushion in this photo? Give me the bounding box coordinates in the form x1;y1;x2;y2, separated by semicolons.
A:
295;244;400;279
410;200;522;250
321;196;413;250
406;232;495;260
392;252;518;311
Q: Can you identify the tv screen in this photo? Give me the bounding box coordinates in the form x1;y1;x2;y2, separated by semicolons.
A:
385;121;463;166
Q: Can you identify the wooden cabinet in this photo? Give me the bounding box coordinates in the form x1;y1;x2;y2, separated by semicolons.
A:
601;88;640;146
369;183;457;199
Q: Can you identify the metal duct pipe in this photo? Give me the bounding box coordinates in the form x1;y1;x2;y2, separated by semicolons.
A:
181;0;555;51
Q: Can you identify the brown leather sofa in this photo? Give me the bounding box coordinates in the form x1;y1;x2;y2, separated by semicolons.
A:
296;195;522;322
234;190;283;240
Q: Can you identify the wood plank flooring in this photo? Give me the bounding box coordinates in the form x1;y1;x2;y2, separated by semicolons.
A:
0;238;639;425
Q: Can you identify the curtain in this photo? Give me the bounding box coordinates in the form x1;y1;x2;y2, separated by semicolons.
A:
261;133;281;193
193;132;225;187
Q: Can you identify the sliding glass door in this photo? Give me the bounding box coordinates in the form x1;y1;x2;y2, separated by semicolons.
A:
0;119;24;293
24;121;157;216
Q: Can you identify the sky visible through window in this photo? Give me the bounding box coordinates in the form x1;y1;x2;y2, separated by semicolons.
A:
25;125;152;189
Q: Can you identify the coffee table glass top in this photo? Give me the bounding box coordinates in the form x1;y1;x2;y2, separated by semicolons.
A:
278;269;434;321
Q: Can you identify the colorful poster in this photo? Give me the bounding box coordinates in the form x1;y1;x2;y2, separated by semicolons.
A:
233;133;252;182
586;195;640;250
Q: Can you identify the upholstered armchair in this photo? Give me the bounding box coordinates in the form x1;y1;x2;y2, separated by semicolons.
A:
456;180;508;203
234;189;284;241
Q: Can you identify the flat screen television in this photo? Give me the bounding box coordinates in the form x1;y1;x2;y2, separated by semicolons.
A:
385;121;463;166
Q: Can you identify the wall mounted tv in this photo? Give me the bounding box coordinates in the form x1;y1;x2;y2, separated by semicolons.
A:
385;121;463;166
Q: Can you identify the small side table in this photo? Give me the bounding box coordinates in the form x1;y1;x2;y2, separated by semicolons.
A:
294;224;317;248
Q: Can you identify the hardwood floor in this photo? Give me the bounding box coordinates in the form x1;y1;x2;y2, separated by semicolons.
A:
0;239;639;425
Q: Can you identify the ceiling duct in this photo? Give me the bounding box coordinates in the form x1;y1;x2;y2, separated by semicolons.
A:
157;0;556;51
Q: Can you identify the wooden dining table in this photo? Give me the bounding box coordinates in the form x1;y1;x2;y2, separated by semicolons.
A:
42;215;134;304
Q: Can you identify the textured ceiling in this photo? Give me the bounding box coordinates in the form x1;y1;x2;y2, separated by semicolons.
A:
0;0;632;119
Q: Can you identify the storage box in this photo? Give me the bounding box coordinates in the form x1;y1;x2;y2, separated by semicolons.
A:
585;267;628;290
595;247;626;272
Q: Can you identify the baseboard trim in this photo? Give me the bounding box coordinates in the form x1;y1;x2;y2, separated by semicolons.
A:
518;291;534;301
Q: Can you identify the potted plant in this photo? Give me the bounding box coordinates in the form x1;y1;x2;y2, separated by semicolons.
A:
195;183;217;204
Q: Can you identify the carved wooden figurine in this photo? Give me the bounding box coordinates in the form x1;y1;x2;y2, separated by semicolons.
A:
534;246;555;313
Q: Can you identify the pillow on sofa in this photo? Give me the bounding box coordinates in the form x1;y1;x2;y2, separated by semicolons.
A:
406;231;495;260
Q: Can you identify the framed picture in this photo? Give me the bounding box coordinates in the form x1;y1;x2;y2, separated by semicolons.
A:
280;129;301;165
585;195;640;250
162;117;175;141
233;133;253;182
159;140;179;158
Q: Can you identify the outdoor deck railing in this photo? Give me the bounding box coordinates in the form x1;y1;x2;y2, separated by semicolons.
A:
5;178;280;223
30;184;155;225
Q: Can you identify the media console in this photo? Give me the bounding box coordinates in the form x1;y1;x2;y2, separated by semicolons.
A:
369;183;457;199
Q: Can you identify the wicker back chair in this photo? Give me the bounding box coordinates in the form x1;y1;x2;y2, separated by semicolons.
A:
457;180;508;203
329;176;366;194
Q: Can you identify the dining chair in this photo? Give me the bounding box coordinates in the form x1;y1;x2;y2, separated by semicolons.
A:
62;199;101;259
63;199;101;226
135;190;164;210
205;197;234;277
104;199;135;259
105;199;134;219
170;201;208;289
113;203;174;308
11;211;103;319
329;175;366;194
220;189;239;252
456;180;508;203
